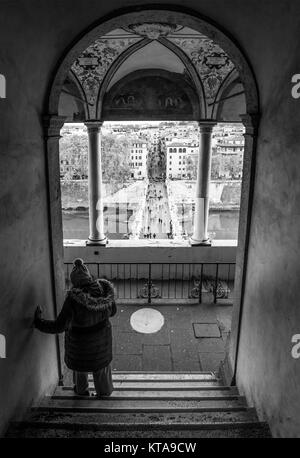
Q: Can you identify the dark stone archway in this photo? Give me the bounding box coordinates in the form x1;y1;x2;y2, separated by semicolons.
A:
45;5;260;384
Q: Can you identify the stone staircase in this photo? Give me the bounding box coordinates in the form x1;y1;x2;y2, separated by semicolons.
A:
6;371;271;438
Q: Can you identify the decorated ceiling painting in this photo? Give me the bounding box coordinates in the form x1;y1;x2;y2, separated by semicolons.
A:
66;23;239;120
102;72;199;120
168;37;235;101
71;37;142;109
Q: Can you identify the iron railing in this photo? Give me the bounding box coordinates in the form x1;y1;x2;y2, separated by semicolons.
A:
64;262;235;304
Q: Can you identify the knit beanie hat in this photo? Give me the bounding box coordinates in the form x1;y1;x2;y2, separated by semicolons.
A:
70;258;92;287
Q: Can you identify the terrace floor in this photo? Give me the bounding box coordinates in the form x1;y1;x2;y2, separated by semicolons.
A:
63;301;232;385
109;302;232;373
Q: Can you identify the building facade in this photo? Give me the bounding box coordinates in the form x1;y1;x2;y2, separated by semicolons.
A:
167;141;199;179
129;139;148;179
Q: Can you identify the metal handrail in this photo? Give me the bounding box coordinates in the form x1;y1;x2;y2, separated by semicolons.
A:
64;261;235;304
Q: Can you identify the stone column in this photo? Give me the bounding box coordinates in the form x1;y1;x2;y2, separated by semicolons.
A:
44;114;66;385
85;121;107;245
190;121;216;246
228;113;259;382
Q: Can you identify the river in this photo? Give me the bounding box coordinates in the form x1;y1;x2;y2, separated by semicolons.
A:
62;208;240;240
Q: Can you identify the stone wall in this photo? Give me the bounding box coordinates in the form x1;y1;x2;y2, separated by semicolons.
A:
210;181;241;206
0;18;59;431
61;179;242;209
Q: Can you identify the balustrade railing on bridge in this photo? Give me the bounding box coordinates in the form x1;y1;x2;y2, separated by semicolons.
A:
64;262;235;304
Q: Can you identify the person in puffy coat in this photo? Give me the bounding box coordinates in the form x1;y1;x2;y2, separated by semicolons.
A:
34;258;117;397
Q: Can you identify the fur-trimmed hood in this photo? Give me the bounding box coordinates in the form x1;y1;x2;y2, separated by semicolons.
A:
67;279;115;313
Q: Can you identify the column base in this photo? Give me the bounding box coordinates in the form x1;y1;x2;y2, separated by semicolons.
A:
86;237;108;246
189;237;211;246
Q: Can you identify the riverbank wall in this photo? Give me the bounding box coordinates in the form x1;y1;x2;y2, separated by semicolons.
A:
61;179;242;211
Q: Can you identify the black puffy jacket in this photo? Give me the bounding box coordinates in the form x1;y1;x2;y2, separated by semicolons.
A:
35;279;116;372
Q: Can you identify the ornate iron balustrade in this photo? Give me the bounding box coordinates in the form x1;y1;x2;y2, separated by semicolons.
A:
64;262;235;304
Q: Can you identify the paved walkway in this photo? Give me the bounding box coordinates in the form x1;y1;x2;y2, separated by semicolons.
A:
63;302;232;384
110;302;232;373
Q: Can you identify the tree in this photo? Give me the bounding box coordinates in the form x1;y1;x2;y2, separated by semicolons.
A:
60;131;132;189
101;134;132;192
211;155;222;179
63;169;75;181
223;155;242;179
186;155;197;180
60;133;88;179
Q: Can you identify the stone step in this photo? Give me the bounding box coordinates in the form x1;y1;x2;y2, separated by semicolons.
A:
6;424;271;438
98;372;218;381
23;408;260;426
6;368;272;439
34;397;247;413
92;380;223;389
54;386;239;399
110;371;215;374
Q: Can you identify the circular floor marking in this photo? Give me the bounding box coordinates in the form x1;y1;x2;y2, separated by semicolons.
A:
130;308;164;334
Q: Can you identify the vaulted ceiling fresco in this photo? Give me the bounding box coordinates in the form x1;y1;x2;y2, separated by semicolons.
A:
168;37;235;101
71;37;142;107
61;23;244;121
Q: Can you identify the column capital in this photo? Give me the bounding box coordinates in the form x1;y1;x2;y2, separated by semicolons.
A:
43;115;66;138
240;113;260;136
197;120;217;134
84;120;103;133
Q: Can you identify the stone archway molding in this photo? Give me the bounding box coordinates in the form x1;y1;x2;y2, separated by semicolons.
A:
45;4;260;385
47;5;259;116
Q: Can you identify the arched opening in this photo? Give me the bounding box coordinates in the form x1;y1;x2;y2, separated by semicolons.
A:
44;6;259;380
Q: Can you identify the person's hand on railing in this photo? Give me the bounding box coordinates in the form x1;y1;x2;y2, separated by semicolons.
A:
34;306;43;325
